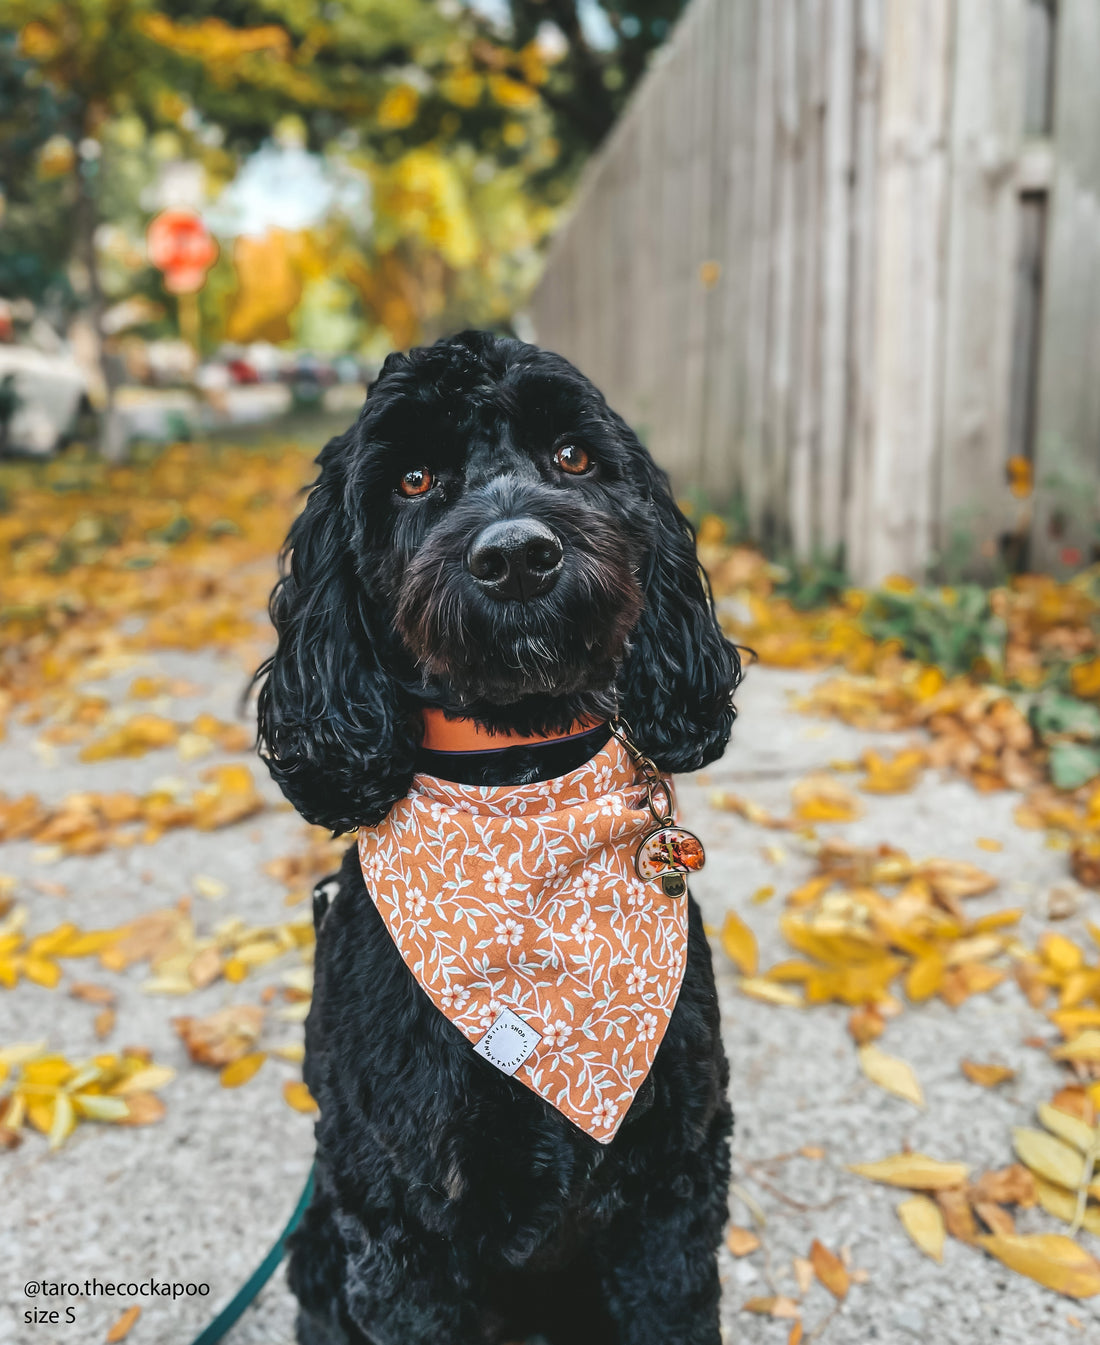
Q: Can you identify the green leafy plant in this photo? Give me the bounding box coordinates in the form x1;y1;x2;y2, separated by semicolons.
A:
1028;689;1100;790
773;553;850;612
859;585;1006;680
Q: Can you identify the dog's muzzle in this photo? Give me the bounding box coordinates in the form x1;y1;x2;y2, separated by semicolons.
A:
466;518;564;602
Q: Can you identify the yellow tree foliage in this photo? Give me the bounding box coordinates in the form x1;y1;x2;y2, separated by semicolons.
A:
226;231;317;345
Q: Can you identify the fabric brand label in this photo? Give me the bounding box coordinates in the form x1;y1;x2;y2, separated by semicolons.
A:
473;1008;542;1076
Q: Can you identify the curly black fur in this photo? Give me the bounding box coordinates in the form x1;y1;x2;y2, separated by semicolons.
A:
254;330;740;832
252;331;742;1344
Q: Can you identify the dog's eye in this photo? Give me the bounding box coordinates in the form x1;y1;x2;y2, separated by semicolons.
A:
398;468;433;497
554;443;591;475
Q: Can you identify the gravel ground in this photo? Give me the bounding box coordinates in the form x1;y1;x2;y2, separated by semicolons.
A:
3;647;1099;1345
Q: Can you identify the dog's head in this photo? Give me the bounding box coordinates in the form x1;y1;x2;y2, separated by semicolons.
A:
255;331;741;831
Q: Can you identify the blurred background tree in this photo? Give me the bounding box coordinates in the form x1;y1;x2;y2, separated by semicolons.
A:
0;0;690;365
473;1;689;160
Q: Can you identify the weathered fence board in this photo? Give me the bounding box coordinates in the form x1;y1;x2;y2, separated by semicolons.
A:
529;0;1100;583
1031;0;1100;571
938;0;1026;572
844;0;883;583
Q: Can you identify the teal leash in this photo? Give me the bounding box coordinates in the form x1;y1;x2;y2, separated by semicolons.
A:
189;1162;315;1345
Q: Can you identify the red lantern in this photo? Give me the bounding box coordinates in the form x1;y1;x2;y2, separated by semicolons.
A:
146;209;219;294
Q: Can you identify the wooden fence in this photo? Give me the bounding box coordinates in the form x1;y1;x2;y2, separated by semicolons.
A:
528;0;1100;583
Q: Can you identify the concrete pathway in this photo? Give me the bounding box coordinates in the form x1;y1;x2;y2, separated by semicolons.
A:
2;647;1096;1344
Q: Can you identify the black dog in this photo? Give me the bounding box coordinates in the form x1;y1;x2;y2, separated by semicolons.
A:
254;331;742;1344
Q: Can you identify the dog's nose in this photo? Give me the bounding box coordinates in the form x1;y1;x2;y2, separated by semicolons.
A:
467;519;564;601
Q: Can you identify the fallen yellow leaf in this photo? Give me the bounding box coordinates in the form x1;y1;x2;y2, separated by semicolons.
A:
1040;933;1085;976
859;747;926;794
849;1152;970;1190
961;1060;1016;1088
809;1238;849;1300
975;1200;1015;1236
897;1194;945;1262
48;1093;75;1150
792;1256;814;1294
848;1004;886;1045
112;1065;176;1095
905;954;945;1003
720;912;758;976
1038;1103;1099;1155
726;1225;760;1257
1013;1127;1090;1192
1033;1178;1100;1236
936;1186;978;1243
71;1094;129;1121
858;1044;924;1107
120;1092;166;1126
0;1040;49;1066
742;1295;800;1319
739;977;802;1007
977;1234;1100;1299
219;1051;266;1088
21;956;62;988
283;1080;318;1114
970;1165;1037;1207
106;1304;141;1342
791;773;863;823
1054;1030;1100;1064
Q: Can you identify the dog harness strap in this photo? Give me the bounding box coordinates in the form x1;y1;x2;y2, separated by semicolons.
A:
357;739;690;1143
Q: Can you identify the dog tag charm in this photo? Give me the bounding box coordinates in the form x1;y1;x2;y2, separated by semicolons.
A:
609;719;705;899
635;825;706;897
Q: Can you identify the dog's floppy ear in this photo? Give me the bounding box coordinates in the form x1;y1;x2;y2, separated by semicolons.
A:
617;449;742;774
252;432;417;833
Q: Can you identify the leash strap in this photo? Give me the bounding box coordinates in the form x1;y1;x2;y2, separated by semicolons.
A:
188;1163;315;1345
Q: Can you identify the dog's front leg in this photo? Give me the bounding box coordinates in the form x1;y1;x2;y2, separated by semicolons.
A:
597;1203;724;1345
289;1175;494;1345
335;1217;496;1345
594;1104;730;1345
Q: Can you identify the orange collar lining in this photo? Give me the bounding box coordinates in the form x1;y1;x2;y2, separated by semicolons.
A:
420;708;602;755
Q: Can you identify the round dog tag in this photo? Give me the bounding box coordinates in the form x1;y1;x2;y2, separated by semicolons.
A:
634;825;706;889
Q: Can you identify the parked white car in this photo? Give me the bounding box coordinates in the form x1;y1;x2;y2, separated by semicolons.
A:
0;344;94;456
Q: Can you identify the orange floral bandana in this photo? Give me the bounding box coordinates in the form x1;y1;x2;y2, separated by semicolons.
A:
357;738;688;1142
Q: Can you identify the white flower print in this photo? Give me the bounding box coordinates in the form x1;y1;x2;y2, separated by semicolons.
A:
625;964;648;995
625;878;648;907
571;914;596;944
358;740;690;1144
441;983;470;1012
544;1019;572;1048
484;865;513;897
495;917;525;947
592;1097;620;1129
573;867;600;900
